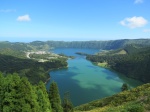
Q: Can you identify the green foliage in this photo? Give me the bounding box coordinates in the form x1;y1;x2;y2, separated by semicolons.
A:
36;81;51;112
102;101;145;112
62;92;74;112
121;83;128;91
0;73;52;112
1;39;150;51
0;54;67;84
30;39;150;50
49;81;63;112
0;41;32;51
87;46;150;83
0;48;26;58
74;83;150;111
125;103;144;112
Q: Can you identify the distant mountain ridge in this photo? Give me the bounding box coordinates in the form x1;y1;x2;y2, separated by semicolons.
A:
1;39;150;51
29;39;150;50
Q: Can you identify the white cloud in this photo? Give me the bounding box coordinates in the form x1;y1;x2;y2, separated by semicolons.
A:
143;29;150;32
120;16;148;29
0;9;16;13
134;0;144;4
17;14;31;22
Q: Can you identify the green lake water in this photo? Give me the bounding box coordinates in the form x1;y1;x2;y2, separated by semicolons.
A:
46;48;142;106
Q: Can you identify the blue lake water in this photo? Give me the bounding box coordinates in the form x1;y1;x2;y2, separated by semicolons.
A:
46;48;142;106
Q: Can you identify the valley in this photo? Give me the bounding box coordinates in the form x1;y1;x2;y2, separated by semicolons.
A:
0;39;150;111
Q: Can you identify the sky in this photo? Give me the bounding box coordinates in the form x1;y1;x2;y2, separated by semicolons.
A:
0;0;150;42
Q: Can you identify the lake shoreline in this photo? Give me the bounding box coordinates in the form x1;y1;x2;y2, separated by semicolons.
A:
46;48;143;106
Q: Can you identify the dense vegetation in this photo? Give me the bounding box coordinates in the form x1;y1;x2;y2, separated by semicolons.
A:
0;48;26;59
1;39;150;51
0;54;67;84
0;73;74;112
0;73;52;112
0;41;32;51
0;41;68;84
74;83;150;112
49;81;63;112
29;39;150;50
1;39;150;111
1;73;150;112
87;45;150;83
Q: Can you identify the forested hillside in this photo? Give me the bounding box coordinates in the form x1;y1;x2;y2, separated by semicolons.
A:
0;42;68;84
75;83;150;112
87;45;150;83
1;73;150;112
29;39;150;50
0;48;26;58
1;39;150;112
1;39;150;51
0;73;74;112
0;41;32;51
0;73;52;112
0;54;67;84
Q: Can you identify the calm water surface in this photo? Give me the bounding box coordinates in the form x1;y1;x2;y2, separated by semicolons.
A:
46;48;142;106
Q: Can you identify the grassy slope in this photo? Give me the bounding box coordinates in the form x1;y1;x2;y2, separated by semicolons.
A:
0;47;68;84
97;62;109;68
75;83;150;112
87;45;150;83
80;46;150;111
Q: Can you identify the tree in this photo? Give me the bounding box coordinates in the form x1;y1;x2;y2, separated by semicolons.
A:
62;92;74;112
0;73;52;112
0;72;4;112
17;77;40;112
121;83;128;91
36;81;52;112
1;73;21;112
49;81;63;112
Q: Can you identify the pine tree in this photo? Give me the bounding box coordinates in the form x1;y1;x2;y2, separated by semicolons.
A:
36;81;52;112
121;83;128;91
0;72;4;112
0;73;53;112
18;77;40;112
1;73;20;112
62;92;74;112
49;81;63;112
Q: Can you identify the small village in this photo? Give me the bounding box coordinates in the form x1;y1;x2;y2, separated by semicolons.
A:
26;51;62;62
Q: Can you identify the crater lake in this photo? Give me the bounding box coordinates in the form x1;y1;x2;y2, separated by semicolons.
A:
46;48;142;106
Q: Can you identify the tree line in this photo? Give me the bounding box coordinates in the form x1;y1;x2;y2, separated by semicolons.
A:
1;39;150;51
87;46;150;83
0;73;73;112
0;54;67;84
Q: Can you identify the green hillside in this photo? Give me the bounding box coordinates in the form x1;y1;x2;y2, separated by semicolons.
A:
1;39;150;51
0;54;67;84
0;73;74;112
0;42;68;84
1;40;150;112
87;45;150;83
29;39;150;50
75;83;150;112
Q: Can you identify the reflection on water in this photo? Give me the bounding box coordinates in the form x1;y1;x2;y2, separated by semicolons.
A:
47;48;143;106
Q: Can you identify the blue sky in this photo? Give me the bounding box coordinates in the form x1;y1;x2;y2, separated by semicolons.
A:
0;0;150;42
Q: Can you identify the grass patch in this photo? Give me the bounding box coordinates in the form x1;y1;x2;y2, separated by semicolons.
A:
97;62;108;68
116;50;127;55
